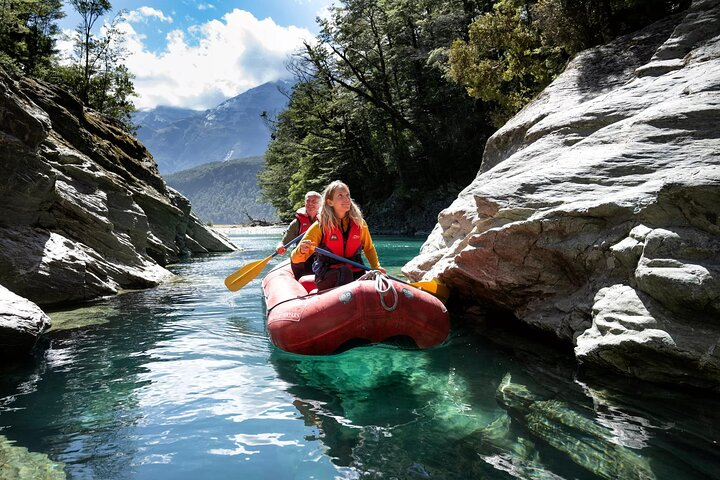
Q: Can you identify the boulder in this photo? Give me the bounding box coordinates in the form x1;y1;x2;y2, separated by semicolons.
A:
0;284;51;357
405;0;720;389
0;69;236;307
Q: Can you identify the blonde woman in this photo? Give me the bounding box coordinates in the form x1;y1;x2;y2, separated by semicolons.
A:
291;180;385;290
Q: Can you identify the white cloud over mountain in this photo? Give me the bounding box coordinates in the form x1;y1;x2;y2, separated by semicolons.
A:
114;8;314;110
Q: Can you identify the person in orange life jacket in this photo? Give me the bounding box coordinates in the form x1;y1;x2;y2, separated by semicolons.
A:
291;180;385;291
276;191;321;279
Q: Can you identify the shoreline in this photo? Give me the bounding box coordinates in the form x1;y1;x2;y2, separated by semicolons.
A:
211;224;283;228
211;224;285;234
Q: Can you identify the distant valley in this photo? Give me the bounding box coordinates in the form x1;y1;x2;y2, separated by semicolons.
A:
134;80;293;223
164;157;279;225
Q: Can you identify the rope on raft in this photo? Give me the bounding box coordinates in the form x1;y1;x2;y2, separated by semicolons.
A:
359;270;398;312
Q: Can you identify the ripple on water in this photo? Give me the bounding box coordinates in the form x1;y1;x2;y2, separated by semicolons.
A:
2;231;719;480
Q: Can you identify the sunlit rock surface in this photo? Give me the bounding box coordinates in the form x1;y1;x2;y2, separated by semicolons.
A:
405;0;720;389
0;69;235;308
0;284;50;357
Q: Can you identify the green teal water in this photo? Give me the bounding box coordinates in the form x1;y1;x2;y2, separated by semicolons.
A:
0;228;718;479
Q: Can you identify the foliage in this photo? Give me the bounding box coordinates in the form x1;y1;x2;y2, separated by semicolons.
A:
57;2;136;127
261;0;495;220
0;0;136;128
69;0;110;103
533;0;691;55
447;0;689;124
262;0;689;221
448;0;568;125
0;0;64;76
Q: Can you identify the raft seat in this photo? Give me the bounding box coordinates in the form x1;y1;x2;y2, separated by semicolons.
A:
298;275;316;294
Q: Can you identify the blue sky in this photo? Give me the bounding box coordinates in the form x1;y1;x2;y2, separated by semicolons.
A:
58;1;331;110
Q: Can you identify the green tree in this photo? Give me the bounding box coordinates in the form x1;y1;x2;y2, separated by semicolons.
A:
533;0;691;55
23;0;64;75
448;0;690;126
71;0;112;104
260;73;361;219
0;0;26;73
448;0;567;126
56;2;136;127
261;0;494;219
85;15;135;125
0;0;64;75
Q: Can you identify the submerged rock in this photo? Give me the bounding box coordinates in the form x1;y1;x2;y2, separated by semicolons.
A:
0;68;235;307
0;435;65;479
405;0;720;389
496;374;655;480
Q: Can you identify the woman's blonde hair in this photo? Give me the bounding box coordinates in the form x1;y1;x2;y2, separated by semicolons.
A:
319;180;364;234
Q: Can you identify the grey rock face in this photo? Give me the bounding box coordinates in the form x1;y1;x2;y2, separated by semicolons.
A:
0;69;235;308
405;1;720;389
0;284;51;357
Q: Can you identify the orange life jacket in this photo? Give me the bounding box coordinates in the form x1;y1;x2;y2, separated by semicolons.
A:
312;220;364;275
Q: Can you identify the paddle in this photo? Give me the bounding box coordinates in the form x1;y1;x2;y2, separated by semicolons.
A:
314;247;450;303
224;232;304;292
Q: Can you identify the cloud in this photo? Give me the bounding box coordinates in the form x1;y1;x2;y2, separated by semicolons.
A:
55;30;76;62
197;3;215;10
116;9;315;110
125;6;173;24
315;4;333;23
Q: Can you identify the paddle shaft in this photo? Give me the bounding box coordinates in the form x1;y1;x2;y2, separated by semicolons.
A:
312;247;449;302
314;247;408;285
275;232;305;257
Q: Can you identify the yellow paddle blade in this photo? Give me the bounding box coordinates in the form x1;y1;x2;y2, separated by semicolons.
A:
224;255;273;291
408;279;450;303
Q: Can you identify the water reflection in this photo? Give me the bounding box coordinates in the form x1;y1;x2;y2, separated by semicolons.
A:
271;330;720;480
0;285;191;479
271;341;512;479
0;229;718;480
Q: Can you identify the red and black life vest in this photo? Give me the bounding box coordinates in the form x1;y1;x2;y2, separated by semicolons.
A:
294;208;315;234
312;220;364;275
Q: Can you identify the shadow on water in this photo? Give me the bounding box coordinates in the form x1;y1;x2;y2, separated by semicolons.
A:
270;321;720;480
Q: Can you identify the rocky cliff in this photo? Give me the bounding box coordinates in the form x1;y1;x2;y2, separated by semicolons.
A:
0;69;235;319
405;0;720;390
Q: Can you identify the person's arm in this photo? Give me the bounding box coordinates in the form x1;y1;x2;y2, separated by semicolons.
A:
360;222;384;272
276;219;300;254
291;222;321;264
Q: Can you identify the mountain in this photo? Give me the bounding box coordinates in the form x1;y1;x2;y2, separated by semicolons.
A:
164;157;279;225
135;80;293;174
132;106;202;130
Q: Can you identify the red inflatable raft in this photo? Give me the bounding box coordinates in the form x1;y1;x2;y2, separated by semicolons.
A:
261;263;449;355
